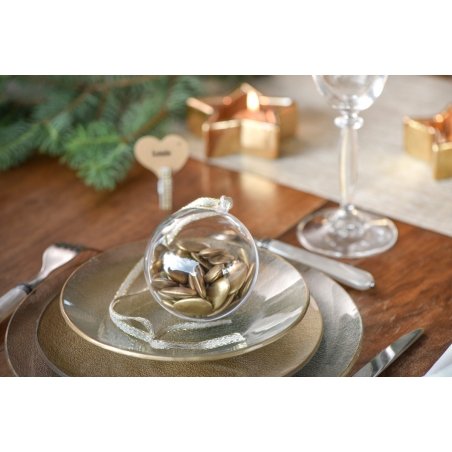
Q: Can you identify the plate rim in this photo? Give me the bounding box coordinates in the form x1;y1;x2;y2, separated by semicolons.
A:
59;240;311;362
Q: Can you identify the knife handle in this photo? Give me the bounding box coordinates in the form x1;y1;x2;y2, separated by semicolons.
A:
0;285;29;323
258;238;375;291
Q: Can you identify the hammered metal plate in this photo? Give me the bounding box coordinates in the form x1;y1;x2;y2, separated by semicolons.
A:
60;242;310;361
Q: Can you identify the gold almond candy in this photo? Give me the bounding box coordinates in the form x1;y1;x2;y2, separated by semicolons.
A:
209;253;234;265
238;262;255;298
208;231;239;241
208;293;236;317
173;298;213;315
152;236;255;318
152;277;178;290
238;247;250;267
204;264;224;283
159;287;197;299
188;274;196;290
194;267;207;298
206;277;231;310
190;252;212;270
195;264;205;278
162;300;174;309
223;292;236;308
226;261;248;294
167;268;188;284
153;244;168;262
175;249;191;259
159;291;177;302
175;238;208;253
198;247;225;258
150;265;161;278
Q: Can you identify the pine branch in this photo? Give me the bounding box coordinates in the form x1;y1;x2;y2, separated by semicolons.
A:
167;75;204;116
78;142;133;190
62;121;133;190
99;91;123;124
95;90;110;120
0;121;40;169
128;108;169;142
129;76;180;139
0;75;209;189
0;86;100;166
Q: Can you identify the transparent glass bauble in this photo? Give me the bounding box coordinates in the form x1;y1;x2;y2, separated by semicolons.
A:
143;196;259;322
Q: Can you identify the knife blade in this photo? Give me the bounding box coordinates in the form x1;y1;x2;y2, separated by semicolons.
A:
352;328;424;377
255;237;375;291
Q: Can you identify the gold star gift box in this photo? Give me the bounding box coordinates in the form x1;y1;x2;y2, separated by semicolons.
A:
186;83;298;159
403;103;452;180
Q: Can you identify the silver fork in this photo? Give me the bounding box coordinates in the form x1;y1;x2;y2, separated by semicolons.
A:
0;243;88;323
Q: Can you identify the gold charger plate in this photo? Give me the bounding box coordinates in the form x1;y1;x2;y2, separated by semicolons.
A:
60;242;310;362
37;292;322;377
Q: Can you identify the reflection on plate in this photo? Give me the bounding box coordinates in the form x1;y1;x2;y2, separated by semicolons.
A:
37;293;323;377
60;242;310;362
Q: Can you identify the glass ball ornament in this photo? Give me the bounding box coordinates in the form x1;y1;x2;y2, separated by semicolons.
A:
143;196;259;321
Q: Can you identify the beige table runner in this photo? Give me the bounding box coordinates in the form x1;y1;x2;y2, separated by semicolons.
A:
182;75;452;238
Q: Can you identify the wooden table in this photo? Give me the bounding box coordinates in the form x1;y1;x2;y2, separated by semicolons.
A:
1;154;451;377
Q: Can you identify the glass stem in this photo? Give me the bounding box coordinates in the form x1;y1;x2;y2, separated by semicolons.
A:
335;113;363;213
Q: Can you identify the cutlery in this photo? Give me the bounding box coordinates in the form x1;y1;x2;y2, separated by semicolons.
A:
352;328;424;377
0;242;88;323
255;237;375;291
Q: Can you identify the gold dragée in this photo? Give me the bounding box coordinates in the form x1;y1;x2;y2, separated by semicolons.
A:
151;238;253;318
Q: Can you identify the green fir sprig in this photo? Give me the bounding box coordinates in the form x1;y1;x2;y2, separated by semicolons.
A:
0;75;206;190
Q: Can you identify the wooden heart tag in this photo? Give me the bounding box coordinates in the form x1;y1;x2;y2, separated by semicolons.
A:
134;134;189;177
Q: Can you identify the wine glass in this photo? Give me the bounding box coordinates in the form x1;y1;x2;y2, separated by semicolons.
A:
296;75;398;258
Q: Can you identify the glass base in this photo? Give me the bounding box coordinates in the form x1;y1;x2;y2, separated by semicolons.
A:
297;207;398;258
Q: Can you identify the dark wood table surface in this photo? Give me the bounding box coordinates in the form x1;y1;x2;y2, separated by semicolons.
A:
1;154;451;377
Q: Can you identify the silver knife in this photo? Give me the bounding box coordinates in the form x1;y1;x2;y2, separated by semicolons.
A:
255;237;375;291
352;328;424;377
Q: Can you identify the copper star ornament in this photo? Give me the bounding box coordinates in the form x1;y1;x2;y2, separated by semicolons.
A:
404;103;452;179
186;83;298;159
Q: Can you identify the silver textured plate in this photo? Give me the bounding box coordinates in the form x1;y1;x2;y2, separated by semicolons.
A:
60;242;310;361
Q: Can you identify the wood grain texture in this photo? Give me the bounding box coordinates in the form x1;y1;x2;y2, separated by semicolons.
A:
0;154;325;376
278;202;452;377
